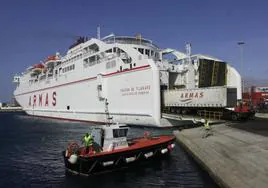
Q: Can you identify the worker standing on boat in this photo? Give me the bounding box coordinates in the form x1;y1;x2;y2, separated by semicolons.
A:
82;133;93;154
202;119;212;138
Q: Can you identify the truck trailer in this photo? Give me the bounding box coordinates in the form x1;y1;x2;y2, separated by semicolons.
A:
159;46;254;121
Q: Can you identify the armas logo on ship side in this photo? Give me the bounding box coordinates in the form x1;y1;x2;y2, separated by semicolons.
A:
28;91;57;107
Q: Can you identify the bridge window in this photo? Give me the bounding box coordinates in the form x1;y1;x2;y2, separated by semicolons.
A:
145;49;150;56
62;64;75;73
106;49;112;53
138;48;144;54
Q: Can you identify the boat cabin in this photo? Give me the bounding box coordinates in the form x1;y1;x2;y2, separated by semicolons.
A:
91;124;129;152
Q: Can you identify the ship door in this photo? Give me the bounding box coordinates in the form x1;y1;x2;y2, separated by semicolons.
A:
97;74;104;100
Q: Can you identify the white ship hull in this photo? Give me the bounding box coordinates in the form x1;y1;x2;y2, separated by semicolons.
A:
14;62;163;126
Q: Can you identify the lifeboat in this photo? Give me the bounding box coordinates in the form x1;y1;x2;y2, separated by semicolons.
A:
62;124;176;176
31;64;44;76
45;55;58;67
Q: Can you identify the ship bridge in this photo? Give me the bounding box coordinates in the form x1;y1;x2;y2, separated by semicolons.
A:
102;35;159;49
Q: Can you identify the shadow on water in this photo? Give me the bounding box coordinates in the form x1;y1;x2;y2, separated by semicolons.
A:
62;148;218;188
63;158;174;188
0;113;218;188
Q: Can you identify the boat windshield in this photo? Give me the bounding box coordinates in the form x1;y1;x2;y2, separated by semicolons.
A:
113;128;128;138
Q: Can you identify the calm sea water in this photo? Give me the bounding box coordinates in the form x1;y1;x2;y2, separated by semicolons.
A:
0;112;218;188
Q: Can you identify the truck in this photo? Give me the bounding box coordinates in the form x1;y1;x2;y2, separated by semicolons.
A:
243;86;268;112
162;86;255;121
159;45;255;121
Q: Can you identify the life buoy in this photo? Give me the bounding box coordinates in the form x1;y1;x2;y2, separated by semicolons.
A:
144;131;152;139
68;154;78;164
66;141;80;157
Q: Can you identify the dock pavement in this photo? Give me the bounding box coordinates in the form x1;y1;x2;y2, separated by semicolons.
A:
174;120;268;188
0;107;23;112
255;112;268;119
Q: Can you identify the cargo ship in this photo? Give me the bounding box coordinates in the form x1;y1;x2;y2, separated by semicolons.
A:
13;33;246;127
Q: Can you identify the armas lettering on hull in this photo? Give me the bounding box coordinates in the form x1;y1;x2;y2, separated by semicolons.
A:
29;91;57;107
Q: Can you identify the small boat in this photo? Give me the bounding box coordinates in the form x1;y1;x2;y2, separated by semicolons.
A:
62;123;176;176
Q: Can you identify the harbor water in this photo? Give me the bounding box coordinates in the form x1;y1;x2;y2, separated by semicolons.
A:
0;112;218;188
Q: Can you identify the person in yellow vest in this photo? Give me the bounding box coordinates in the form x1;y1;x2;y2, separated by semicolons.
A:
82;133;93;154
203;119;212;138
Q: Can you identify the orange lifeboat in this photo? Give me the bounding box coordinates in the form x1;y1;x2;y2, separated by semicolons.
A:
33;63;45;69
31;64;44;76
45;55;58;66
47;55;57;61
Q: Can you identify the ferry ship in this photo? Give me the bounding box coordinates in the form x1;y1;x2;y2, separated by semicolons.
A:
13;33;242;127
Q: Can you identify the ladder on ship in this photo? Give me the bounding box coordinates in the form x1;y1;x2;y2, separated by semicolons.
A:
104;98;113;125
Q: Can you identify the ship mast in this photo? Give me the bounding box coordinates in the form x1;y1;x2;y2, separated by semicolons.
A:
185;43;191;64
97;25;101;40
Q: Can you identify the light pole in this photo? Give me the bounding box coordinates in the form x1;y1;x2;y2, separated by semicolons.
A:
238;41;245;93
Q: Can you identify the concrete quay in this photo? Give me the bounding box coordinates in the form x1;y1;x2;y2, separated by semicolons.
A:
0;107;23;112
255;112;268;119
174;120;268;188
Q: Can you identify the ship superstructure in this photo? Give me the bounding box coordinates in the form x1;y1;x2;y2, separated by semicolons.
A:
13;34;242;127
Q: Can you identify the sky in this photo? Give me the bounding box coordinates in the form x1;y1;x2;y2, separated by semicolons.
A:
0;0;268;102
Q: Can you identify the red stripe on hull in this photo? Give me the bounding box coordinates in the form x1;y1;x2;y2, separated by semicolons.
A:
90;135;175;157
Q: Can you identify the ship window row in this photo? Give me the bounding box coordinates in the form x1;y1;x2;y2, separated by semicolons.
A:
62;54;82;64
84;43;99;53
104;47;127;54
83;44;99;56
106;47;131;64
83;55;101;67
134;47;158;58
84;47;131;68
62;64;75;73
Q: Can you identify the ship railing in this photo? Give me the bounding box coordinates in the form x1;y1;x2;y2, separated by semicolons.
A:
99;54;117;63
104;38;157;48
198;110;223;120
83;54;118;68
83;50;98;58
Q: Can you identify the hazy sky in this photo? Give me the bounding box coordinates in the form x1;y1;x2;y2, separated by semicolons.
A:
0;0;267;102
